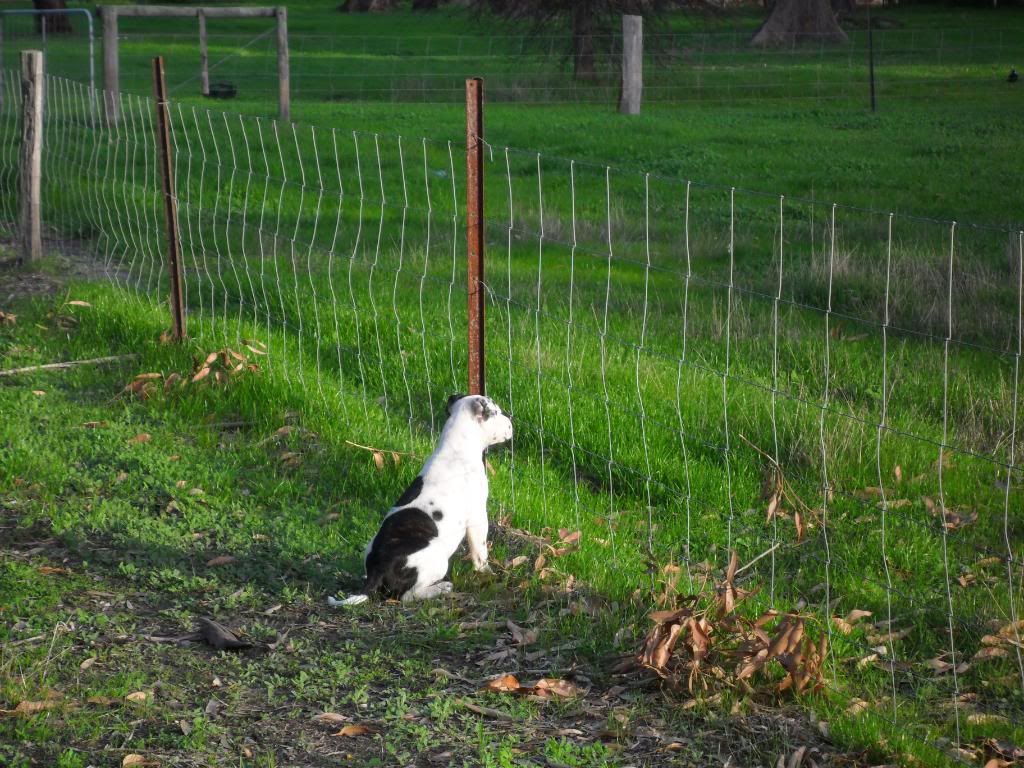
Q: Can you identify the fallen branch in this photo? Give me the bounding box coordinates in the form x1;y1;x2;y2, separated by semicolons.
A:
0;354;137;377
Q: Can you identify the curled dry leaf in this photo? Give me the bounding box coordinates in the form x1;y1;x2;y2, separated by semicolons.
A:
191;366;211;383
122;755;156;767
333;724;372;737
313;712;350;725
125;691;151;704
205;555;236;567
0;310;16;325
483;674;521;693
372;452;385;471
532;678;582;698
973;646;1010;662
127;433;151;445
66;300;92;308
6;699;60;716
507;620;538;646
80;656;97;671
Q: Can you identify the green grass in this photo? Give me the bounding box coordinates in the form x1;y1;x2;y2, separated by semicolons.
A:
1;2;1023;765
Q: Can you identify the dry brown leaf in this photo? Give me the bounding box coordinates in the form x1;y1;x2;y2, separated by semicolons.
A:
206;555;236;567
532;678;582;698
894;465;903;483
312;712;349;725
333;724;372;737
832;617;854;636
66;300;92;308
372;452;384;471
507;620;538;646
37;566;71;576
7;699;60;716
558;529;582;546
483;674;521;693
82;421;107;429
846;698;870;716
127;433;151;445
507;555;528;568
973;647;1010;661
0;310;16;325
122;755;157;767
845;609;872;625
998;619;1024;638
125;691;150;704
32;390;45;396
80;656;97;671
164;373;181;392
968;713;1009;726
191;366;211;383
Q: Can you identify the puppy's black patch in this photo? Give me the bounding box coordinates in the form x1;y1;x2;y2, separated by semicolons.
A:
394;475;423;507
446;393;467;414
431;509;443;521
362;508;438;599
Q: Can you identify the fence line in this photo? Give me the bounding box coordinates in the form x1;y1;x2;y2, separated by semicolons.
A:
1;68;1022;762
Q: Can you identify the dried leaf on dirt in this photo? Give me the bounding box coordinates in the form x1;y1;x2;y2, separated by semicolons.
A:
483;674;521;693
205;555;236;567
197;617;252;651
0;310;16;325
127;433;151;445
125;691;151;704
313;712;350;725
507;620;538;646
79;656;96;671
122;755;157;767
332;724;372;737
65;300;92;308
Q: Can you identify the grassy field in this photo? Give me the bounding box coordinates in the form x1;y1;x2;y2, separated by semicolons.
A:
2;2;1024;766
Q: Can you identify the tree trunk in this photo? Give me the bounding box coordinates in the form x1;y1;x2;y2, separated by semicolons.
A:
751;0;847;47
571;2;596;81
32;0;73;35
831;0;855;17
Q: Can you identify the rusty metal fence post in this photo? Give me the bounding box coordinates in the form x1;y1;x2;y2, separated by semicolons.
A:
152;57;186;341
466;77;485;395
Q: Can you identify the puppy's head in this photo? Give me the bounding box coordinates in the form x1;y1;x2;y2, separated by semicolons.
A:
445;394;513;448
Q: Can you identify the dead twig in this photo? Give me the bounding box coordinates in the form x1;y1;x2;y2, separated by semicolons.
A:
0;354;137;377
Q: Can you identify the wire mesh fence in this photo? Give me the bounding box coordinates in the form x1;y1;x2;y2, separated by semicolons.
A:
1;70;1022;759
1;18;1021;107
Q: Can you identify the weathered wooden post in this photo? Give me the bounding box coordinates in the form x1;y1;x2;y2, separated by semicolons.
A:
276;6;290;122
198;8;210;97
619;14;643;115
466;77;485;395
152;57;187;341
20;50;44;264
101;5;119;124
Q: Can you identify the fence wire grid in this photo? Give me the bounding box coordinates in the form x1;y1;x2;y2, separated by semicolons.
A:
1;13;1022;107
1;71;1023;760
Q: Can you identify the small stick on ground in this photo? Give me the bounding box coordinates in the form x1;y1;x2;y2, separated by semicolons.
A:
0;354;138;377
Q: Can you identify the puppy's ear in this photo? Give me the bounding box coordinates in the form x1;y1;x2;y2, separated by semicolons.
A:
446;393;467;415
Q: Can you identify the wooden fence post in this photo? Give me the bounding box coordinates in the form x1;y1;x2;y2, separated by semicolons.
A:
198;8;210;97
20;50;44;264
276;7;290;122
619;14;643;115
152;57;186;341
102;5;119;124
466;77;485;396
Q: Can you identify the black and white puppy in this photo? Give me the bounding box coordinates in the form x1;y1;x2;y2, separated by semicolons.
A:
329;394;513;606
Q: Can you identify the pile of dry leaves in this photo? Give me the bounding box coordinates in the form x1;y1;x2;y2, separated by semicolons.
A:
121;342;265;399
615;552;827;700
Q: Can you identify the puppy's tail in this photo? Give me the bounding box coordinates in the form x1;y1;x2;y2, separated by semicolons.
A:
327;571;383;608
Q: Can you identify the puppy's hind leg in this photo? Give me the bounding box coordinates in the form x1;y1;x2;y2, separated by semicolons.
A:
401;580;453;602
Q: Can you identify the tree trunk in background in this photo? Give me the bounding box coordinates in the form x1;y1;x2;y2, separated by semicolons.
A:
831;0;855;17
751;0;847;47
571;2;597;81
32;0;73;34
